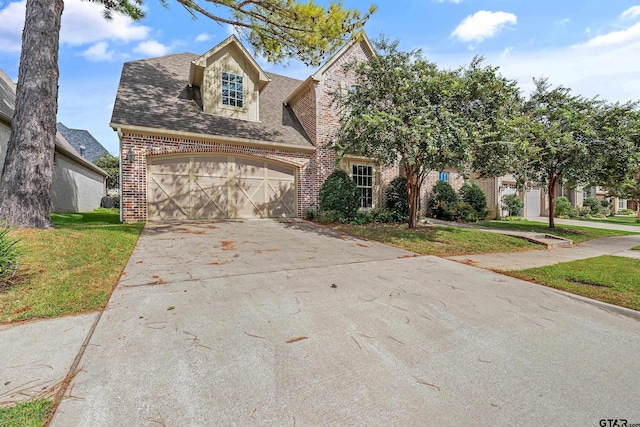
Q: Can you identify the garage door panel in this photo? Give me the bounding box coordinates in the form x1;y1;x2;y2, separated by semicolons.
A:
268;182;295;217
148;174;191;220
192;177;229;219
148;155;297;220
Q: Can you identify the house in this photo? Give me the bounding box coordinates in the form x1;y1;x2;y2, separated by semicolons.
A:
57;122;110;162
112;34;403;222
0;68;108;213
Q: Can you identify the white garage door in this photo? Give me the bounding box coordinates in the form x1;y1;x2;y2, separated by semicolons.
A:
147;155;297;220
526;188;541;218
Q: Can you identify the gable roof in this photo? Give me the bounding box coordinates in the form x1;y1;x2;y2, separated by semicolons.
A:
110;52;312;148
285;32;375;106
188;35;271;91
0;68;107;177
57;122;110;162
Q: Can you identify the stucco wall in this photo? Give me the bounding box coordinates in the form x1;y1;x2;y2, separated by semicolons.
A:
0;120;9;169
51;152;106;212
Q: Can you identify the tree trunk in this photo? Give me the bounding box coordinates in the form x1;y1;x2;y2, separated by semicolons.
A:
0;0;63;228
406;167;422;229
547;174;557;229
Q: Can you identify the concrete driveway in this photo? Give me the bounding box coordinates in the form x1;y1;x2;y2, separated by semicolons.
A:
52;220;640;426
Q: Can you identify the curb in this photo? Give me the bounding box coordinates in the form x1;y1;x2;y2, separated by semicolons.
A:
549;287;640;322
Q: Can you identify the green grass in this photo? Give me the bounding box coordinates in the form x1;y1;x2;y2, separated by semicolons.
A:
0;210;143;323
336;223;541;257
477;220;638;243
0;399;53;427
569;215;640;227
632;246;640;251
509;256;640;311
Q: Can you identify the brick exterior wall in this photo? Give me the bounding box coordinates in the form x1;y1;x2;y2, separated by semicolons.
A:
289;84;317;145
120;133;314;222
421;169;465;215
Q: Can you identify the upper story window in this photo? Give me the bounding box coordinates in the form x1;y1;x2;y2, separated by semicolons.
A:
352;164;373;208
221;71;243;108
438;171;449;182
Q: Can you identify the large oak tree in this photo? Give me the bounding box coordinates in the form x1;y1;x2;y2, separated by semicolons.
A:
0;0;375;227
334;38;519;228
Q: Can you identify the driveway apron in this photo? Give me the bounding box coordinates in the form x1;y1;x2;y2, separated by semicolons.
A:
51;220;640;426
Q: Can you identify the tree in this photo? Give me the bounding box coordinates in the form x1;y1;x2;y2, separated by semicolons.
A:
486;79;640;228
94;153;119;191
333;38;519;228
0;0;374;228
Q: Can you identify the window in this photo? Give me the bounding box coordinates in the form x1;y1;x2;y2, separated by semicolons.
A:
618;198;627;210
221;71;243;108
438;171;449;182
352;165;373;208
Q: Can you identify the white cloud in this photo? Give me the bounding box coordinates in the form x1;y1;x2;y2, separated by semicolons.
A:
621;5;640;20
82;42;115;62
554;18;570;26
0;1;29;52
436;0;463;3
133;40;171;57
195;33;212;43
580;22;640;48
451;10;517;44
0;0;150;53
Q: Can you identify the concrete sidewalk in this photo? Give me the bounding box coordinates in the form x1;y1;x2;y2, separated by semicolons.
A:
442;216;640;270
447;234;640;270
529;216;640;233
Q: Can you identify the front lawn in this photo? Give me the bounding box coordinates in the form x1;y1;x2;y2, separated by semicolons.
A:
0;210;143;323
0;399;53;427
477;220;637;243
570;215;640;227
508;256;640;311
336;223;540;257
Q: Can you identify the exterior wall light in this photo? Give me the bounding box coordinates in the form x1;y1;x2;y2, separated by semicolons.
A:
126;147;135;162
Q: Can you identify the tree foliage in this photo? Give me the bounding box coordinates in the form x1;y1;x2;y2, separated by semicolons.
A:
0;0;374;228
334;38;519;228
94;153;119;190
477;78;640;228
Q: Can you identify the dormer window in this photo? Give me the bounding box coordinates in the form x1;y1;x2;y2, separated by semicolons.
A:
221;71;243;108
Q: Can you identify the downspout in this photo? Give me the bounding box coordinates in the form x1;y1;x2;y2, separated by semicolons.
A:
116;127;123;223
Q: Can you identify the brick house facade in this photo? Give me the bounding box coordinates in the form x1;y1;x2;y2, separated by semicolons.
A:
111;34;401;222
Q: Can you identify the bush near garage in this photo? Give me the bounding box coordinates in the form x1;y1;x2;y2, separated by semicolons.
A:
427;180;459;220
501;193;524;217
459;180;488;219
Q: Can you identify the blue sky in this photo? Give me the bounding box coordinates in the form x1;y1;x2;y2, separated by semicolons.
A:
1;0;640;155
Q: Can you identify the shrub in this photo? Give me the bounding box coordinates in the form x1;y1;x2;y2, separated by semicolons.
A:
619;208;635;215
385;176;409;220
0;223;20;286
554;196;571;217
501;193;523;217
583;197;604;215
318;170;360;220
452;202;477;222
459;181;488;219
568;208;581;218
428;180;459;220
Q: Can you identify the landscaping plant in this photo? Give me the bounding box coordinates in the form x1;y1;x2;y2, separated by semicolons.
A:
459;181;488;219
554;196;572;217
0;222;20;286
385;176;409;220
501;193;524;217
318;170;360;221
428;180;459;220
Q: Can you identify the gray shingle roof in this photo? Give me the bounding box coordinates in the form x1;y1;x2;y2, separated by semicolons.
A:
110;53;312;147
57;122;110;162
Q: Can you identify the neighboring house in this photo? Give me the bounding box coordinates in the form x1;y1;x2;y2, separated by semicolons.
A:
112;34;399;222
474;175;542;218
0;68;108;213
57;122;110;162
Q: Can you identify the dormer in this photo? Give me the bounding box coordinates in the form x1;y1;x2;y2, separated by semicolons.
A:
188;35;270;122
